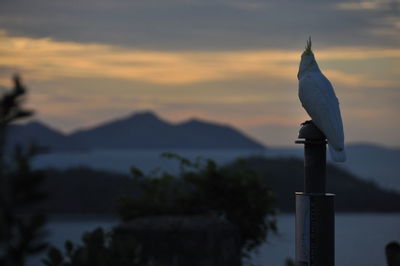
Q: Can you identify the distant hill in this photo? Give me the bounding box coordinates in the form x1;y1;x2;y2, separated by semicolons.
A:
266;144;400;191
8;111;265;151
9;112;399;192
68;111;265;150
31;157;400;214
31;167;135;214
7;121;87;152
341;143;400;191
227;157;400;212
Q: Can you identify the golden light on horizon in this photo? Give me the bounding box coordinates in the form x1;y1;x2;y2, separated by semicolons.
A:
1;30;399;146
1;31;399;88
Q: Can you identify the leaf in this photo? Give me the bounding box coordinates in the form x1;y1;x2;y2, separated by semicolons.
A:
65;240;74;254
46;247;64;265
130;167;144;179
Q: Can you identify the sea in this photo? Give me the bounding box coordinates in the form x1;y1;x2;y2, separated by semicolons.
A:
28;214;400;266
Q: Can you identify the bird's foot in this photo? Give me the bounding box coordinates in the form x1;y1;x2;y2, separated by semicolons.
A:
301;120;313;126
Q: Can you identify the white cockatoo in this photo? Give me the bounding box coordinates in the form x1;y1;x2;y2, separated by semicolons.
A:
297;38;346;162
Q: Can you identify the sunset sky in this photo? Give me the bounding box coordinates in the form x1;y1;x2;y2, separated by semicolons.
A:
0;0;399;147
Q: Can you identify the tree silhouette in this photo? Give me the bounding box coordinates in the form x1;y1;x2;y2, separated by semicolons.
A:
118;153;277;258
0;75;48;266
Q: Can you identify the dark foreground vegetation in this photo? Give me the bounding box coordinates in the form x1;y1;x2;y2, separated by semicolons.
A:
43;153;277;266
0;76;48;266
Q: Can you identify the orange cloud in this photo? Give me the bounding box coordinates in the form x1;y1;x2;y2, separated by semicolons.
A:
1;30;399;88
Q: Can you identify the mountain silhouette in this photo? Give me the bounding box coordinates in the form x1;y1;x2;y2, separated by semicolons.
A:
69;111;265;150
7;121;87;152
8;111;265;151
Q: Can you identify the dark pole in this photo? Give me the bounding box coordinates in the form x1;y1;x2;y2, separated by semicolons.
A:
295;121;335;266
386;242;400;266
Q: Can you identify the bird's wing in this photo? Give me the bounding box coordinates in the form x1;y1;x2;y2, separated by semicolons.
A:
298;72;344;150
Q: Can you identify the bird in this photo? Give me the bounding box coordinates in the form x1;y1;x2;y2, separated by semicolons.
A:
297;38;346;162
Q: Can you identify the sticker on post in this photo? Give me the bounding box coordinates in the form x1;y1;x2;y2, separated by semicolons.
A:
296;195;310;264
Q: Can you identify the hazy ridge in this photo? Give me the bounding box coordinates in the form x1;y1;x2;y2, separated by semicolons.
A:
8;111;264;151
10;110;400;190
29;157;400;214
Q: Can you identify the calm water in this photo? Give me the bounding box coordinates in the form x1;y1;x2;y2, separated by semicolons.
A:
252;214;400;266
28;214;400;266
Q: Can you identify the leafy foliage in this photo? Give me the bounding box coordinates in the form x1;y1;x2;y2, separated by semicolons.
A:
118;153;277;255
41;154;276;265
42;228;145;266
0;75;48;266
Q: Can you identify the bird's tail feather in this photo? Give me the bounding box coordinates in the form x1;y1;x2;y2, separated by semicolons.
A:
328;145;346;162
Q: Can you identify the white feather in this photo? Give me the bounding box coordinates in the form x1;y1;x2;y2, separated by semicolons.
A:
298;49;346;162
329;145;346;162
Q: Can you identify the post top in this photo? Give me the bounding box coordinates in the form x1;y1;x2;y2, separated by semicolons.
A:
298;120;326;139
295;120;327;144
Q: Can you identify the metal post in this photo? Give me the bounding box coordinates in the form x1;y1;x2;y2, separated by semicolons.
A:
386;242;400;266
295;121;335;266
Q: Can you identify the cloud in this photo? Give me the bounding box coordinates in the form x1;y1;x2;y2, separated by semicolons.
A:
1;31;399;89
0;0;399;50
337;1;383;10
1;29;399;147
336;0;400;46
337;0;399;10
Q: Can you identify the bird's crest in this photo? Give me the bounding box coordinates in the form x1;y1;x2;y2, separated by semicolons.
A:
303;37;313;55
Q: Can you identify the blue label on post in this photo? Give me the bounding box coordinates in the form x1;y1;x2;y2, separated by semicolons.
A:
296;194;310;265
